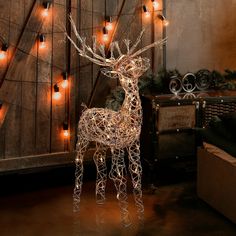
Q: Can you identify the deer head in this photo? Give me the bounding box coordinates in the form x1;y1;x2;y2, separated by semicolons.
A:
65;15;166;87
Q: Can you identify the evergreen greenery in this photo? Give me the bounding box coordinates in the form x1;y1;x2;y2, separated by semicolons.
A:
105;68;236;111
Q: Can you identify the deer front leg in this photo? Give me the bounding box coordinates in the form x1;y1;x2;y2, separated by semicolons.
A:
73;137;89;212
109;148;131;227
127;139;144;220
93;143;107;204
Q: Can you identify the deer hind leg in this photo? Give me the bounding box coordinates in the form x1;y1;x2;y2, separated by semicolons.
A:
109;148;131;227
93;142;107;204
73;137;89;212
127;140;144;220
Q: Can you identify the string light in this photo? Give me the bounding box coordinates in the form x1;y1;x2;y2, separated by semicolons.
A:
61;72;69;89
158;13;169;26
42;1;51;17
143;5;150;18
0;43;8;60
102;27;109;42
63;122;69;138
39;34;46;49
53;84;61;100
151;0;159;10
105;16;113;31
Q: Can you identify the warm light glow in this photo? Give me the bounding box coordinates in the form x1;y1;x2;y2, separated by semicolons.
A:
0;50;6;60
103;34;109;42
39;34;46;49
39;41;46;49
163;19;169;27
42;9;49;17
152;1;159;10
61;79;69;88
0;44;8;60
105;16;113;31
42;1;51;17
63;121;69;138
144;11;151;18
102;27;109;42
53;91;61;100
106;22;113;31
63;130;69;138
53;84;61;100
143;5;150;18
158;14;169;27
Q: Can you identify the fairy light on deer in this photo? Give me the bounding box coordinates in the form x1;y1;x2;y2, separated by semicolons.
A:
66;15;166;224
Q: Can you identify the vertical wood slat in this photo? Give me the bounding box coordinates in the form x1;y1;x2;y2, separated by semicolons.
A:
3;0;36;158
35;13;52;156
78;0;93;111
51;1;67;153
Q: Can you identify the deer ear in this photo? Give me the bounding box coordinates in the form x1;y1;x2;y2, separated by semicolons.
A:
101;68;119;79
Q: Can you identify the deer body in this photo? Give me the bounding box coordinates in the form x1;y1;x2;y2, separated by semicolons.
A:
78;76;142;149
66;18;165;225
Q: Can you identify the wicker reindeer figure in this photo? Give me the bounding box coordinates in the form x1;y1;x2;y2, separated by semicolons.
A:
66;16;165;223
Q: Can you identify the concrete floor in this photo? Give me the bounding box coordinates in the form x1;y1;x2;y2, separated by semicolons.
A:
0;170;236;236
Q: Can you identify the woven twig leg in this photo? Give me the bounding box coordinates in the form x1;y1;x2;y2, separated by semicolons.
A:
128;140;144;220
93;143;108;204
109;148;131;227
73;137;89;212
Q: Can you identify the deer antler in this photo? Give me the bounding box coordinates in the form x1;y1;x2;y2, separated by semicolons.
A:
66;15;167;70
131;37;167;57
65;15;114;67
128;29;145;54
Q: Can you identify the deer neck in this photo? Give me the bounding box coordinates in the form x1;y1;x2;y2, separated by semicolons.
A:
120;78;142;123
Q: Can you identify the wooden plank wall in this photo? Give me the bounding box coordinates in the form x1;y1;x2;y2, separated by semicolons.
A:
0;0;163;162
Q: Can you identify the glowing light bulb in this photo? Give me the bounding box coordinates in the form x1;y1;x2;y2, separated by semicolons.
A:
53;91;61;100
61;79;68;88
42;1;51;17
105;16;113;31
102;27;109;42
61;72;69;88
145;11;150;18
0;44;8;60
39;34;46;49
42;9;49;17
163;19;170;27
143;5;150;18
63;130;69;138
106;22;113;31
103;34;109;42
152;0;159;10
0;51;6;60
39;41;46;49
158;14;169;27
63;122;69;138
53;84;61;100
